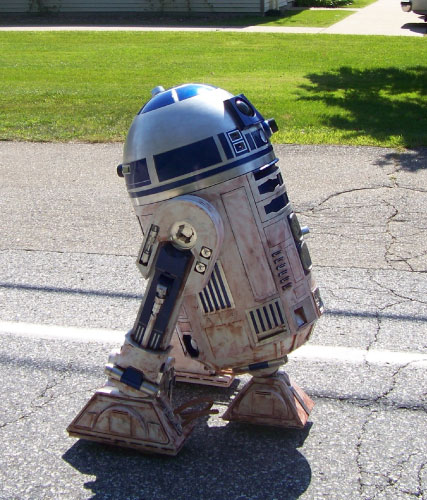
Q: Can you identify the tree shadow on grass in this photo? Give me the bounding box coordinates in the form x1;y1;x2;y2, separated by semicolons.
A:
299;66;427;154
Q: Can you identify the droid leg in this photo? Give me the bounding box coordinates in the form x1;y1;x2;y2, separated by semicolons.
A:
222;364;314;429
171;323;235;388
67;242;214;455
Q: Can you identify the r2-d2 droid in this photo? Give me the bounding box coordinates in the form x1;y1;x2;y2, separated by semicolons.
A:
68;84;324;455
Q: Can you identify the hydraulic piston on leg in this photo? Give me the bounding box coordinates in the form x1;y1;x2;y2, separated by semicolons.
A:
67;196;224;455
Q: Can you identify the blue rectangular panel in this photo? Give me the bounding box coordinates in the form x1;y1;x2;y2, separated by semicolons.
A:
245;133;256;150
127;158;151;188
218;133;234;159
154;137;222;182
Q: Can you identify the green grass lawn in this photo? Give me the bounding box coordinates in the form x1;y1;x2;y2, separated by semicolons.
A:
233;10;353;27
0;32;426;147
154;10;353;27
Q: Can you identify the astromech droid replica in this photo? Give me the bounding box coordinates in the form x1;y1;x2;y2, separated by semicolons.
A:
68;84;324;455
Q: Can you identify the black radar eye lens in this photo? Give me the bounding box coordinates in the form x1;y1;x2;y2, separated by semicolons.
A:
235;98;254;117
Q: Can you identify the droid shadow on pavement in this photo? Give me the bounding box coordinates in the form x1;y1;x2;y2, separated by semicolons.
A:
63;417;312;500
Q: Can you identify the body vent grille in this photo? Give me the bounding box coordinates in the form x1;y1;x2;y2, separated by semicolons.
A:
247;299;290;342
198;261;234;314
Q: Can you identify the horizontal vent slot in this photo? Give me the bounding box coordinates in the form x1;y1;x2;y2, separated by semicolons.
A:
264;193;290;215
258;173;283;195
253;163;279;181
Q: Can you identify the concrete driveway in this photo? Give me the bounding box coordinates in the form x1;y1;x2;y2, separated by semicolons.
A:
322;0;426;36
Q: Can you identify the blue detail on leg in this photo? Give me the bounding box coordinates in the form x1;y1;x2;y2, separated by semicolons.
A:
120;366;144;390
248;361;270;371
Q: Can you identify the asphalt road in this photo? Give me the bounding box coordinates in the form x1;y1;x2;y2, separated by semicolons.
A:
0;142;426;499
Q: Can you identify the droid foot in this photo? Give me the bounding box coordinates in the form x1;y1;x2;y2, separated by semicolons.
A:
222;371;314;429
67;387;208;456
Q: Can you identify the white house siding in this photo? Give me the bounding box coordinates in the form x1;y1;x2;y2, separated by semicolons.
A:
0;0;28;12
0;0;290;14
265;0;289;10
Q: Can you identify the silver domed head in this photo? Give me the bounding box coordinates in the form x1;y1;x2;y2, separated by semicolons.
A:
118;83;278;206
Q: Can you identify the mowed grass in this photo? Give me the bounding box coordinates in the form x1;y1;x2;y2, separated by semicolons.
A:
153;10;353;27
0;32;426;147
240;10;353;27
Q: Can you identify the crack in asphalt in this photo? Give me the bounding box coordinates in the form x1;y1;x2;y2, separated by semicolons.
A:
1;247;424;276
363;269;426;350
368;273;427;306
310;392;426;412
355;409;375;497
300;182;426;274
0;361;100;431
351;254;426;500
355;409;425;499
305;185;394;213
416;462;427;498
383;197;402;271
0;371;70;430
369;450;423;499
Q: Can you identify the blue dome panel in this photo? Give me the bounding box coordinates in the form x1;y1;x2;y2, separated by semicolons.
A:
140;84;216;114
175;84;216;101
140;91;175;114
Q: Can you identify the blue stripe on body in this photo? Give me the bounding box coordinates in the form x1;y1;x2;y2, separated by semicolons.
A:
245;133;256;151
125;158;151;189
129;145;273;199
154;137;222;183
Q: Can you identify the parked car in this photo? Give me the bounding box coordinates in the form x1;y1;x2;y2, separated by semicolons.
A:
401;0;427;20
